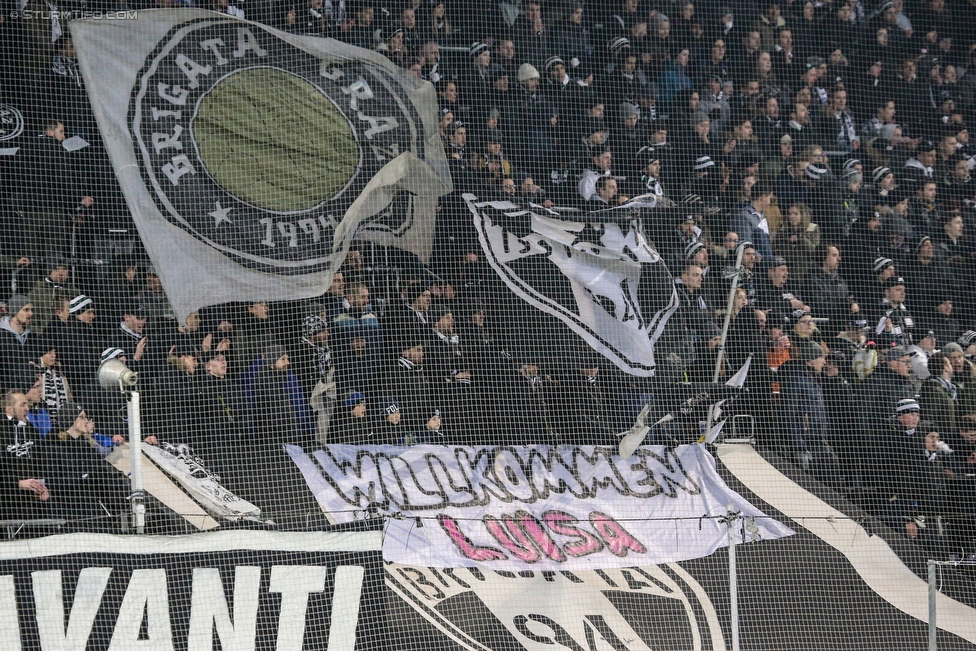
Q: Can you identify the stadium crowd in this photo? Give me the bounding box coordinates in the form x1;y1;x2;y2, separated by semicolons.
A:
1;0;976;554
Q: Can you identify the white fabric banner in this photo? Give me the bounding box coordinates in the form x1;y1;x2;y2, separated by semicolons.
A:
287;443;794;570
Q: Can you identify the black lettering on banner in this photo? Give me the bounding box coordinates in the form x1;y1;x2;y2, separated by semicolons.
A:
0;545;385;650
395;567;445;601
311;445;699;512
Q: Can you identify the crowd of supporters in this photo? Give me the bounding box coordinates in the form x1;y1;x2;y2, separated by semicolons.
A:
1;0;976;553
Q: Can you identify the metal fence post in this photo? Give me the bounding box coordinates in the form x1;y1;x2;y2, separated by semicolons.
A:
928;560;937;651
727;507;741;651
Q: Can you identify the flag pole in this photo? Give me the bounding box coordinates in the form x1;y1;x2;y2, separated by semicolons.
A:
706;243;746;438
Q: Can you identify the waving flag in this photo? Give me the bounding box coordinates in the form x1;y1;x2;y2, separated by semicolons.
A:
464;194;679;376
71;10;450;321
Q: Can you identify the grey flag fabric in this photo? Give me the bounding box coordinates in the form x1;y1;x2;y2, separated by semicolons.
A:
71;10;450;322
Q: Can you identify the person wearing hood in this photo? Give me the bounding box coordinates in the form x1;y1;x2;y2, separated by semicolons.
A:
552;2;592;65
335;391;373;443
1;295;39;392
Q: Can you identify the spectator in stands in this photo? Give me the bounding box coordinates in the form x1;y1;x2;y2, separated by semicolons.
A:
871;276;916;347
920;352;959;438
254;345;314;447
322;272;348;318
332;281;382;391
23;375;53;437
22;119;96;257
778;338;829;471
335;391;372;442
551;352;614;442
384;337;436;434
803;244;860;330
1;295;38;392
193;351;251;475
878;419;953;551
731;183;775;261
234;301;274;375
425;304;477;436
758;257;810;317
934;212;966;263
106;303;149;369
1;390;49;518
32;342;71;416
674;262;714;343
293;315;335;443
859;345;916;432
771;203;820;279
817;87;860;153
137;265;174;322
44;402;129;532
27;259;78;335
60;295;99;389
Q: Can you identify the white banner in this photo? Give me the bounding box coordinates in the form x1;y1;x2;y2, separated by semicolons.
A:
287;444;794;570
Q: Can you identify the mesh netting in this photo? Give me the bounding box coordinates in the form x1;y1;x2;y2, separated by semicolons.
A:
1;0;976;648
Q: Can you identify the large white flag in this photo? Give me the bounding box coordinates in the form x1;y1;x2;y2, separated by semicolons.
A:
71;10;451;321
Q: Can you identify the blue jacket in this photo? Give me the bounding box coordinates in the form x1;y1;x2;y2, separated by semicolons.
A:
778;359;828;448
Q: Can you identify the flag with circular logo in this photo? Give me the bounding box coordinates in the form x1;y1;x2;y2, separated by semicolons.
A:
71;10;451;320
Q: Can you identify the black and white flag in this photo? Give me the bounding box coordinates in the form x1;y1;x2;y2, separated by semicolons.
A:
71;10;451;320
464;195;678;376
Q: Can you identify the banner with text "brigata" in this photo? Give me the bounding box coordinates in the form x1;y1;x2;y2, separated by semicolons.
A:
71;10;451;321
288;444;794;570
